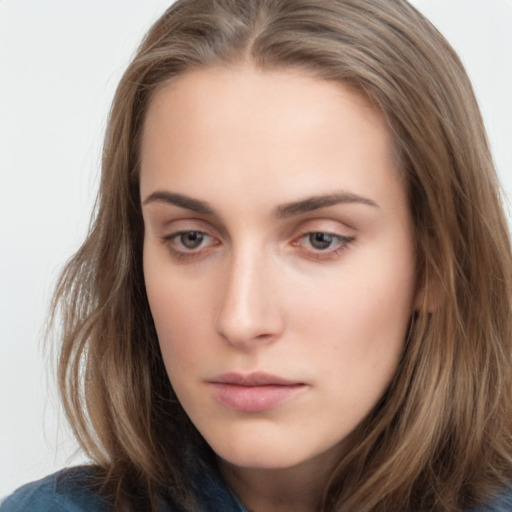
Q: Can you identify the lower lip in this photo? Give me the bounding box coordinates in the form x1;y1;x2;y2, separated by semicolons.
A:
210;383;306;412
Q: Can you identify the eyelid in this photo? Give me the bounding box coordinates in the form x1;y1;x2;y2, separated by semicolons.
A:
157;218;355;263
153;214;225;242
160;225;221;263
163;230;213;246
292;218;355;239
295;235;354;262
155;215;217;233
284;210;362;233
293;230;354;248
290;220;356;260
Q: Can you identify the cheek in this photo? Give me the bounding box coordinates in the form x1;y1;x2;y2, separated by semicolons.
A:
287;245;416;382
294;254;414;333
143;247;183;362
146;284;195;358
143;251;216;371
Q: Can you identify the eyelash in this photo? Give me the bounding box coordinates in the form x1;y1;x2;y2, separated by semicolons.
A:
293;230;355;261
161;230;355;262
161;231;217;262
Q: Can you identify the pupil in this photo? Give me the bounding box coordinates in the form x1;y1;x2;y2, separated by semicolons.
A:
310;232;333;250
180;232;203;249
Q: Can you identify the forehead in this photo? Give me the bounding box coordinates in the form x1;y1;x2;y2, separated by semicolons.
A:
142;65;383;146
139;66;401;212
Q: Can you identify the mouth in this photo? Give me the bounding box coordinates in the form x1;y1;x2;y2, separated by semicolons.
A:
208;372;307;413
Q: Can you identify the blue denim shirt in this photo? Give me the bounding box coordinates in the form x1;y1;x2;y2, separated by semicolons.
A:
1;466;511;512
0;465;248;512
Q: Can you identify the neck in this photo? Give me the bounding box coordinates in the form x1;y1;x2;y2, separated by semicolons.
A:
218;448;344;512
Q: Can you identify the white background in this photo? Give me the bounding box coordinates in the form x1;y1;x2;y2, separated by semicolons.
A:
1;0;511;499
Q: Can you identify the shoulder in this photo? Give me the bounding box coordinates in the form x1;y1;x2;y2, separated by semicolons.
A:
0;464;243;512
469;486;512;512
190;460;248;512
0;467;111;512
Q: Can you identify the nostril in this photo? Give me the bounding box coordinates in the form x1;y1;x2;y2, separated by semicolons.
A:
215;304;283;347
255;333;273;340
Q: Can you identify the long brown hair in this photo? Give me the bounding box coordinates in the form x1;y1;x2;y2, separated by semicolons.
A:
52;0;512;510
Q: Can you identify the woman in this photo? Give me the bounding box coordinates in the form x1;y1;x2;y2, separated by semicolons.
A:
2;0;511;510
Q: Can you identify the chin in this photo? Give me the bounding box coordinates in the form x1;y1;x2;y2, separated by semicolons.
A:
219;449;308;471
206;428;339;473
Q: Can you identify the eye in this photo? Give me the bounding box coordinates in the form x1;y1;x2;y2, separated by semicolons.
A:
294;230;355;260
307;232;339;250
177;231;206;250
161;230;218;261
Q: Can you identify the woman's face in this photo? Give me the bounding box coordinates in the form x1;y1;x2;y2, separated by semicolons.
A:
140;66;418;473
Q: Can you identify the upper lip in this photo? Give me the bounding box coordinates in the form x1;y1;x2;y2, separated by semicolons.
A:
208;372;303;386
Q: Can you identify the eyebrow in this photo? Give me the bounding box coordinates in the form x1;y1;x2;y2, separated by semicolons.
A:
143;191;216;215
142;190;378;217
274;192;379;218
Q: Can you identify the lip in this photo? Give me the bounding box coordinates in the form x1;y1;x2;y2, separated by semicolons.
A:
208;372;307;412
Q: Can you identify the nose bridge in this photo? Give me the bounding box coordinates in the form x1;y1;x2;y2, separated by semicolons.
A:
215;240;281;346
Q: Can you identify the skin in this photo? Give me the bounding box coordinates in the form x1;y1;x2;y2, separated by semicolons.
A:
140;66;419;512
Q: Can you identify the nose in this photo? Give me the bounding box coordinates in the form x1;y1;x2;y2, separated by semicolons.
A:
215;247;284;348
